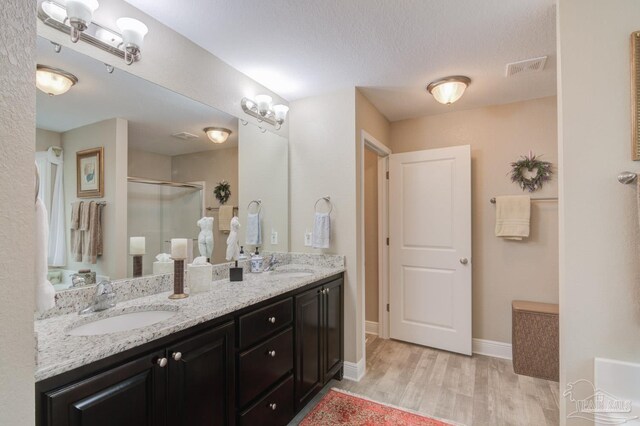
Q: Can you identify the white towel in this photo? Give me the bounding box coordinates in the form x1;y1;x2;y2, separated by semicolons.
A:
495;195;530;240
245;212;262;245
35;198;55;313
312;212;331;249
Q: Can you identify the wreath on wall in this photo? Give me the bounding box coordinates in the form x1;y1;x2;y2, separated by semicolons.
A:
510;151;553;192
213;181;231;204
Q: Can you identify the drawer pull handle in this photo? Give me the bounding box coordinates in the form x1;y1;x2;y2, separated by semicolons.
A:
268;316;276;324
157;357;168;368
269;403;277;410
172;352;182;361
267;350;276;357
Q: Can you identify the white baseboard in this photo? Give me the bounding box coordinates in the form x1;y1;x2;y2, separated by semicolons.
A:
343;357;366;382
472;338;512;360
365;320;379;336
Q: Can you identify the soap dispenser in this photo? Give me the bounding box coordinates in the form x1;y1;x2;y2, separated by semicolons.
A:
250;247;263;273
238;246;247;261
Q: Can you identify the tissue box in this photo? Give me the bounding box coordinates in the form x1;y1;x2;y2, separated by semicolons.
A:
153;261;174;275
188;263;213;294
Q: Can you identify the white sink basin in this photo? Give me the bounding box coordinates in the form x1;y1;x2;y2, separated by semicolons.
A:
266;270;315;279
68;310;176;336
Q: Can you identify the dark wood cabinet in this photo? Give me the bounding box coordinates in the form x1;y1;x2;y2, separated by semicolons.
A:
167;322;235;426
294;277;344;410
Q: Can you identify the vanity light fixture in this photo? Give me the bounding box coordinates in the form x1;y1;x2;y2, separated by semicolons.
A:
426;76;471;105
241;95;289;129
36;65;78;96
204;127;232;144
38;1;148;66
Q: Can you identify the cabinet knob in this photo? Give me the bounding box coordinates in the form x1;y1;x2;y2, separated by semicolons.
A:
326;287;330;294
267;350;276;357
267;316;276;324
269;403;277;411
157;357;168;368
172;352;182;361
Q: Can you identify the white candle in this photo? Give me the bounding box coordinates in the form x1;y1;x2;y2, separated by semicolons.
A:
171;238;188;259
130;237;146;255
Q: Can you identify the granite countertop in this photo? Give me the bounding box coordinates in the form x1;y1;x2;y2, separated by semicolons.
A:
35;264;344;382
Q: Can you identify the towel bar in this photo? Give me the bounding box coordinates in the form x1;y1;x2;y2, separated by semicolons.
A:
490;197;558;204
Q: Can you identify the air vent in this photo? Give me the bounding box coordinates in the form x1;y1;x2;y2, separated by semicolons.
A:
505;56;548;77
171;132;199;141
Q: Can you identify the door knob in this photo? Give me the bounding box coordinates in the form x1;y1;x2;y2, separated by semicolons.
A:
157;357;168;368
459;258;469;265
172;352;182;361
268;350;276;357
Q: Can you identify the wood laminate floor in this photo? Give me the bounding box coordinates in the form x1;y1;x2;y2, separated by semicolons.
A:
291;335;560;425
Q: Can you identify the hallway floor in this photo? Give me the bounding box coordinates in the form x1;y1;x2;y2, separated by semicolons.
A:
292;335;560;425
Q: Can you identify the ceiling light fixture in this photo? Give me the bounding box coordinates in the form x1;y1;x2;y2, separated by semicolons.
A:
204;127;232;144
36;65;78;96
38;1;148;66
241;95;289;130
426;76;471;105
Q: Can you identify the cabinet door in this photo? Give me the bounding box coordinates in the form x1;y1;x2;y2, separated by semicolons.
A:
294;286;323;410
43;350;166;426
323;278;344;382
167;321;235;426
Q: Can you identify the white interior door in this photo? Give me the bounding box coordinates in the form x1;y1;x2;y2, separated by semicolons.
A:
389;145;471;355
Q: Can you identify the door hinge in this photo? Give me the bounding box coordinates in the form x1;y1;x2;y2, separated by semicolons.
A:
386;303;390;312
386;237;389;246
386;171;389;180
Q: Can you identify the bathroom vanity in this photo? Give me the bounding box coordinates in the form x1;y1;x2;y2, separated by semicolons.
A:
34;261;344;426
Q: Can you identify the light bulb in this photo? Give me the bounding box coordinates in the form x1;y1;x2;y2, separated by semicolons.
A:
254;95;273;117
273;104;289;124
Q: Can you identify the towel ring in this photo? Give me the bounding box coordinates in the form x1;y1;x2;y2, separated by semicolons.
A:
247;199;262;214
314;196;333;215
35;162;40;204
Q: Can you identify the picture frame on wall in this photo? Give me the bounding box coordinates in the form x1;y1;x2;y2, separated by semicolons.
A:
76;147;104;198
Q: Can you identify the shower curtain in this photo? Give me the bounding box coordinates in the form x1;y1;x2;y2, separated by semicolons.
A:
35;147;66;266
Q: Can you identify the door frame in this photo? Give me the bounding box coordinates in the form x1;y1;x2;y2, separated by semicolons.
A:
360;130;391;358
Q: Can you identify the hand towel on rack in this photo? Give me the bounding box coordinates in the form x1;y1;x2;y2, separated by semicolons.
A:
218;206;234;232
82;202;101;264
35;198;55;313
245;212;262;245
312;212;331;249
70;201;84;261
495;195;530;240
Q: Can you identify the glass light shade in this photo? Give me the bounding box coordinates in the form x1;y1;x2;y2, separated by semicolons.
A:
204;127;231;144
116;17;148;51
254;94;273;116
65;0;99;25
427;77;470;105
42;1;68;22
272;104;289;123
36;65;78;96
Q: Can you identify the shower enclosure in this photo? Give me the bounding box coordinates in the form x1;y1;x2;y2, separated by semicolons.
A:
127;177;204;277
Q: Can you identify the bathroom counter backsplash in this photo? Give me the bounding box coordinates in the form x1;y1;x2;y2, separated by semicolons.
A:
35;253;344;382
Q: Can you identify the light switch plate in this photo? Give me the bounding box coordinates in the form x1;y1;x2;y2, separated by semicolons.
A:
304;231;312;247
271;230;278;245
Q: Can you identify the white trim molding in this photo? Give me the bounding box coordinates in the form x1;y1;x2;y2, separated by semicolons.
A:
472;338;512;360
343;357;366;382
365;321;379;336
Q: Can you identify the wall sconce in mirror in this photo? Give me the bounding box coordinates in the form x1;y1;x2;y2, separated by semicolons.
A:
426;75;471;105
38;1;148;66
241;95;289;129
36;64;78;96
204;127;232;144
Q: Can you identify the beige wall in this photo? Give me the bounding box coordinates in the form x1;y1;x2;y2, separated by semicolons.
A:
128;148;172;181
364;148;379;323
36;128;61;151
172;147;238;264
558;1;640;423
0;0;36;422
290;89;361;363
63;118;129;279
390;97;559;344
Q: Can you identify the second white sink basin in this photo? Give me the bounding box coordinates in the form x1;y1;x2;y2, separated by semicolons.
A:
68;310;176;336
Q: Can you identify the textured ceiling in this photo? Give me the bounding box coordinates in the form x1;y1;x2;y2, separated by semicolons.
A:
123;0;557;121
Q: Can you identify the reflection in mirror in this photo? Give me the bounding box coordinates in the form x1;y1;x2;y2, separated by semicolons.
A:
35;36;288;290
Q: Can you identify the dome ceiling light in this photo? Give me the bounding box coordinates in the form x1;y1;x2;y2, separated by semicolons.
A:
204;127;232;144
426;76;471;105
36;65;78;96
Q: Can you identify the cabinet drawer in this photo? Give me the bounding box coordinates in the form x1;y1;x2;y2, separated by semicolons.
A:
238;298;293;349
239;375;294;426
238;327;293;407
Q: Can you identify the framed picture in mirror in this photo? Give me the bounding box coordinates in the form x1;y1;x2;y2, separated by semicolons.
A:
76;147;104;198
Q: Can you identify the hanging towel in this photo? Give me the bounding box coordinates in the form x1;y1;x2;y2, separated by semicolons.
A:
495;195;531;240
70;201;84;261
218;206;234;232
96;204;104;256
35;198;55;313
312;212;331;249
47;147;66;266
82;201;101;264
245;212;262;245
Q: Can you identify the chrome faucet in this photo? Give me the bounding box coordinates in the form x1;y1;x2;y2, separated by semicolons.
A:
263;255;279;272
79;280;116;315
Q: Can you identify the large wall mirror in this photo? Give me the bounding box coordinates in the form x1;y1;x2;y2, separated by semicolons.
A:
35;36;289;291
